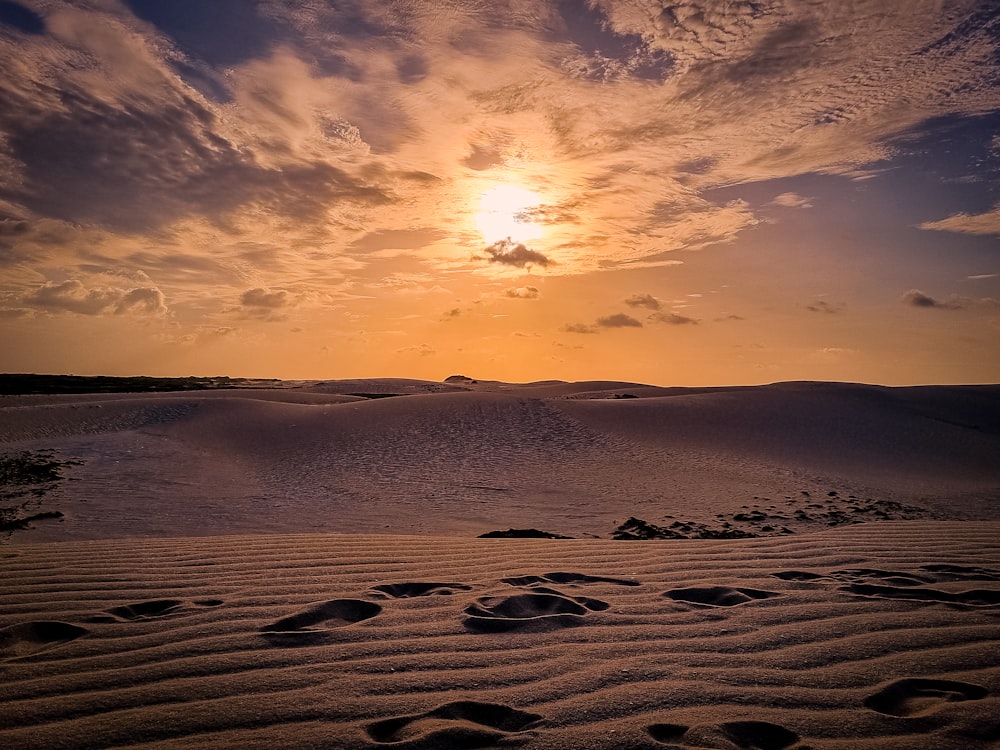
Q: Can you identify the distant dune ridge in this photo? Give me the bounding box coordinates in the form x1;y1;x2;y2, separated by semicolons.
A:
1;377;998;541
1;377;998;748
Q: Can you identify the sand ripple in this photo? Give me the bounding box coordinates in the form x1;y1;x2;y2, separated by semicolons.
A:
1;522;998;748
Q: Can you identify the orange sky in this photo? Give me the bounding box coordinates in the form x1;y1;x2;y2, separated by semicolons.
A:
1;1;999;384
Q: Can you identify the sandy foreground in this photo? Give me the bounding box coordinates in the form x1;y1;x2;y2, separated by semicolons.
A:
1;378;999;748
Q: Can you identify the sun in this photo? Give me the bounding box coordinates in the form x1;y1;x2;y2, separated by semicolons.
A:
475;185;544;245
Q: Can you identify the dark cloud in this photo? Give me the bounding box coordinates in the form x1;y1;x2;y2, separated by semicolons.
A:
624;293;660;310
0;63;389;234
464;144;505;171
806;300;844;314
506;286;540;299
649;311;698;325
901;289;961;309
0;219;31;265
24;279;165;315
562;322;597;334
241;288;290;308
483;239;552;268
597;313;642;328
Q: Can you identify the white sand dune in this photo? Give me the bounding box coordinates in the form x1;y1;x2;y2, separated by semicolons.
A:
1;378;998;748
0;380;997;541
1;523;998;749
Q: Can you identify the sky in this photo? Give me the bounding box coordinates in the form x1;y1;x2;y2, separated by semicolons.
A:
1;0;999;385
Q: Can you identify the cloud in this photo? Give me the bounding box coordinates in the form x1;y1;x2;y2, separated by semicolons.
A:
771;193;813;208
649;311;699;325
24;279;166;315
483;239;552;268
624;293;660;310
806;300;844;314
901;289;961;310
506;286;540;299
241;288;291;308
0;7;391;234
349;228;448;253
597;313;643;328
968;273;998;280
919;206;1000;235
561;322;598;334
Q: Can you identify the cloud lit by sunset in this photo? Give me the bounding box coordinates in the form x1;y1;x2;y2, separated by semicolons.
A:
1;0;998;384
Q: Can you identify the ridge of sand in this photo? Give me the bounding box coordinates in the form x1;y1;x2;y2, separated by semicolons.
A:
1;380;997;542
2;523;998;749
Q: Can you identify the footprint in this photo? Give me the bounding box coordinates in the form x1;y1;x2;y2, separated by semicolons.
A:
919;564;1000;582
864;678;989;717
648;720;800;749
0;621;89;659
770;571;826;582
260;599;382;635
366;700;543;745
663;586;782;608
369;582;473;598
832;569;933;587
463;592;608;633
85;598;223;623
502;571;640;587
840;583;1000;607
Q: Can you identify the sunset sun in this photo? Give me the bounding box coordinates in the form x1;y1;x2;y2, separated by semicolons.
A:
475;184;544;245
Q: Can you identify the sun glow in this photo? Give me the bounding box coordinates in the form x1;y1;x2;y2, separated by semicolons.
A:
475;185;544;245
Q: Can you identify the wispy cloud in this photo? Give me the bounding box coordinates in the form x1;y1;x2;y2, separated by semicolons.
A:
919;206;1000;235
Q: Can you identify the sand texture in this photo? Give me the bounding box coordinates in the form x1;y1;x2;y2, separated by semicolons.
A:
1;380;998;541
1;379;999;748
1;524;999;749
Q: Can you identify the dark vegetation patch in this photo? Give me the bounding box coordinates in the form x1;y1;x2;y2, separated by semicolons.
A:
619;489;941;541
347;392;404;399
478;528;574;539
0;373;278;395
613;517;759;540
1;450;81;537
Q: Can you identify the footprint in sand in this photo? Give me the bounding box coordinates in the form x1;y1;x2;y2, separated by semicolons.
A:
0;621;89;660
919;564;1000;582
260;599;382;637
366;700;543;746
648;720;800;749
663;586;782;608
773;565;1000;588
85;598;224;623
864;678;990;717
463;592;609;632
501;571;641;587
369;582;473;598
839;583;1000;607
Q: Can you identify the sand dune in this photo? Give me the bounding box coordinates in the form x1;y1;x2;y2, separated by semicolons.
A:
1;379;997;542
1;523;998;749
1;378;998;748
